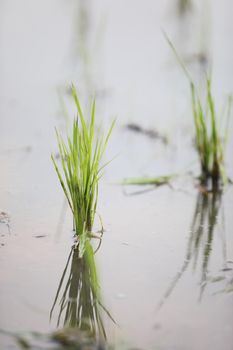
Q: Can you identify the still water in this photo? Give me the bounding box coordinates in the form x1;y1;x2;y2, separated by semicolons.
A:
0;0;233;349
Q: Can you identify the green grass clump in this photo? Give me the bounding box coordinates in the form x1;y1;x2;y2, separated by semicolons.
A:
191;79;231;186
164;32;232;188
52;85;115;248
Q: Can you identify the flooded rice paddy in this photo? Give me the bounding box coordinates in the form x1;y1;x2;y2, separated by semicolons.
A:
1;1;233;349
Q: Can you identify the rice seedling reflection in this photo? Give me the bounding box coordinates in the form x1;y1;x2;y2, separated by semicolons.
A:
50;240;115;342
157;188;224;310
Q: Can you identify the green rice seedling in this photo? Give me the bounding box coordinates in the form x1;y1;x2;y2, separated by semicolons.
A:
164;32;232;188
52;85;115;252
191;80;232;187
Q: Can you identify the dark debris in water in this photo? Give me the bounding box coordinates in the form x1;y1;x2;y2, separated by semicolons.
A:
33;235;47;239
0;211;10;224
16;336;31;349
125;123;168;144
0;211;10;235
4;328;107;350
183;52;208;67
51;328;105;349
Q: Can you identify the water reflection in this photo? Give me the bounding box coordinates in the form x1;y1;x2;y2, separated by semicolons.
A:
67;0;105;96
176;0;193;16
190;189;223;298
70;0;93;93
50;241;115;341
173;0;210;73
158;188;224;309
57;0;106;125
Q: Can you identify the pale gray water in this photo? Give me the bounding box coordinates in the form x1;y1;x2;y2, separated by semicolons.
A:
0;1;233;349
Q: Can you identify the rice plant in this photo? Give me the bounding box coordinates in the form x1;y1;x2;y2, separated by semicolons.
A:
191;79;232;186
52;85;115;251
164;32;232;188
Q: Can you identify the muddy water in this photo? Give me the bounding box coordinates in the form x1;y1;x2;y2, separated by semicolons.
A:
1;0;233;349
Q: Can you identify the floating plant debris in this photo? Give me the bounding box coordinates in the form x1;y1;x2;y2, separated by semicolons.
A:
125;123;168;144
122;174;176;187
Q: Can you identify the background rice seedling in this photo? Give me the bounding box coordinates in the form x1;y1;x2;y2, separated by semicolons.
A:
51;85;115;252
164;32;232;188
190;79;232;187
